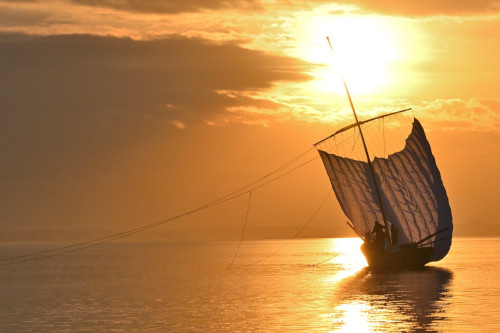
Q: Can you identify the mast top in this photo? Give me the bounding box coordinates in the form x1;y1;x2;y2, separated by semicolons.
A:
323;35;392;245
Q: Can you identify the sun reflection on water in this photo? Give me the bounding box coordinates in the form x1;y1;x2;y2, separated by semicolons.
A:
323;238;367;284
314;238;453;332
335;301;372;332
332;238;367;270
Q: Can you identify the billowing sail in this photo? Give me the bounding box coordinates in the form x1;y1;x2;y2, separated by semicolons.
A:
319;118;453;261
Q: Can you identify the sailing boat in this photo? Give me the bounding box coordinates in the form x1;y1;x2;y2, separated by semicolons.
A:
314;38;453;269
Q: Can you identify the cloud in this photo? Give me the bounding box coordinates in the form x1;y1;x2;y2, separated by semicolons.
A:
64;0;500;16
419;98;500;131
69;0;263;14
266;0;500;17
0;1;53;27
337;0;500;17
0;32;311;182
170;120;186;130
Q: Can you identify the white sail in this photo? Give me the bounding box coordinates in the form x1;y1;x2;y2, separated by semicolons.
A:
319;118;453;261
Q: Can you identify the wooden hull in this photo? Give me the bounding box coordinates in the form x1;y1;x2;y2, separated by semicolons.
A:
361;242;433;269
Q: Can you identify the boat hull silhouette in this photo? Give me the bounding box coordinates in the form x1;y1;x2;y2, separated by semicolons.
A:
361;242;433;269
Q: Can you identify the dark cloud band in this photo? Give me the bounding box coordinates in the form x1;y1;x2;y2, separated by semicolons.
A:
0;32;310;181
69;0;263;14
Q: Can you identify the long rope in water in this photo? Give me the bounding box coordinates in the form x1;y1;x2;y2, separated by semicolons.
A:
310;254;339;267
239;188;333;267
0;148;319;267
227;191;252;269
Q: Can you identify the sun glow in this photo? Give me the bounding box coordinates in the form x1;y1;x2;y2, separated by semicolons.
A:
298;15;401;95
334;238;367;271
321;238;367;284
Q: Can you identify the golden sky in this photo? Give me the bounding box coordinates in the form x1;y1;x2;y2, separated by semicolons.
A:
1;0;499;240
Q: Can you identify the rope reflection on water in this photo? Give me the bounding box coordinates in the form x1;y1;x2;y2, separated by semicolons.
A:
0;238;459;332
230;238;452;332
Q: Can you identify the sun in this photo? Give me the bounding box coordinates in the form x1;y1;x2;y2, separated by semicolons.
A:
297;15;401;96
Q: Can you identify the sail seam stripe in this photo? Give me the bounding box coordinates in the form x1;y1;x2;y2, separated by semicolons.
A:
377;157;416;242
407;122;440;233
320;152;354;225
340;158;373;232
391;153;426;241
413;123;445;232
399;137;437;236
325;154;357;228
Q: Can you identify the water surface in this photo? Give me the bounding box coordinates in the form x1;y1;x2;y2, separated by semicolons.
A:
0;238;498;332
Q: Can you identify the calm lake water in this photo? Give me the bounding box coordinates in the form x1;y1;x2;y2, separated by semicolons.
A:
0;238;498;332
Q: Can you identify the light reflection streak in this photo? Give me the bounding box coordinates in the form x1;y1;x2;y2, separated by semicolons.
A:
321;238;367;285
335;302;372;332
331;263;452;331
313;239;454;332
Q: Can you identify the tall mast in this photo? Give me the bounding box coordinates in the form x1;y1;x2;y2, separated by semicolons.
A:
326;37;391;245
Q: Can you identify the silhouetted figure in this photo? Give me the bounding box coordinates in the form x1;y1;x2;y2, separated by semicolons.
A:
391;224;399;246
372;221;386;252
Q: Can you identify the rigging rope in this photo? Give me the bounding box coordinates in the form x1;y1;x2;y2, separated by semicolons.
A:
201;147;316;208
0;148;319;267
227;191;252;269
230;189;332;268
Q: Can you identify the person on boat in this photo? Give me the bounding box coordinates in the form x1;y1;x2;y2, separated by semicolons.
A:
390;223;399;246
372;221;386;252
